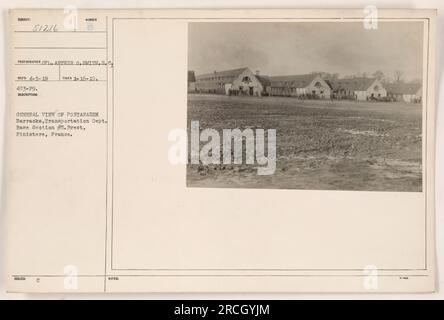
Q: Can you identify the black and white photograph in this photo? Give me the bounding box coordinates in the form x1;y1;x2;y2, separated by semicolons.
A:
187;21;424;191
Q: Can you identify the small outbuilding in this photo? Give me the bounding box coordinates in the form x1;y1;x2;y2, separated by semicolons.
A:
384;82;422;103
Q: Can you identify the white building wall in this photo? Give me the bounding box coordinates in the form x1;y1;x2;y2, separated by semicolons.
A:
305;76;331;99
365;79;387;99
224;83;232;95
355;91;367;101
231;69;264;96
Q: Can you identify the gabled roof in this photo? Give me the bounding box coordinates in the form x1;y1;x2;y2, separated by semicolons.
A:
269;74;319;88
255;75;271;87
196;67;248;80
384;82;422;95
328;77;377;92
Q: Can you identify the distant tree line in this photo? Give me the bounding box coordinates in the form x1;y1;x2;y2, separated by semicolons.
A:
311;70;421;85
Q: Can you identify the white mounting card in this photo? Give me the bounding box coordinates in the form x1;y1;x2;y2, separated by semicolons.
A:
6;8;437;293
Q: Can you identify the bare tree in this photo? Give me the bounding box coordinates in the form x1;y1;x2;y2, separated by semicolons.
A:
394;70;404;82
310;71;339;80
372;70;385;81
381;77;392;84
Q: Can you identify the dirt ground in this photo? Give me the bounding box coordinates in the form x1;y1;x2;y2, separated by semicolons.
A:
187;94;423;192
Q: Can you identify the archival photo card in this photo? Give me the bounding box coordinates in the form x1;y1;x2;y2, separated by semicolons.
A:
6;9;436;293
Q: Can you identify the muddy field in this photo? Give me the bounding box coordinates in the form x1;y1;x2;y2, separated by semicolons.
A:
187;94;423;191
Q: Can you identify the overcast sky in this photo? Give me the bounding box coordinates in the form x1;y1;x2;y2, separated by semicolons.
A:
188;22;424;81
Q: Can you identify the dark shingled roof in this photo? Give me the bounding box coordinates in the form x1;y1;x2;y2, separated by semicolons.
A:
269;74;319;88
256;75;271;87
328;77;377;91
385;82;422;95
196;67;247;80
